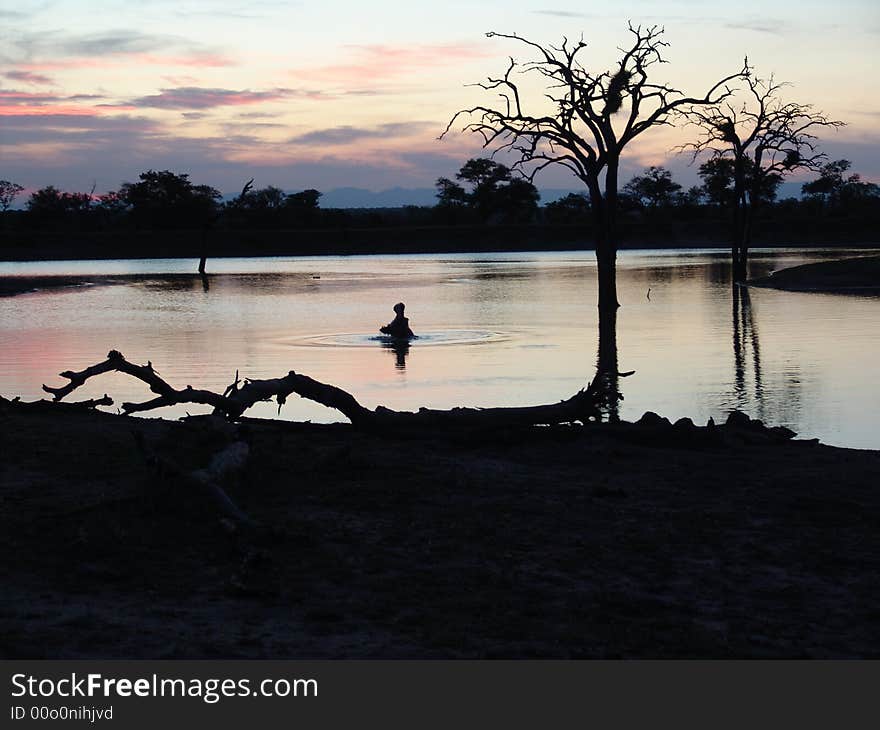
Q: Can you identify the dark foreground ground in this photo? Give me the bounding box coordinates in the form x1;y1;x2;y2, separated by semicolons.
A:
1;400;879;659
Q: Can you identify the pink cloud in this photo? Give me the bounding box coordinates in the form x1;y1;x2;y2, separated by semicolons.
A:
0;90;112;117
294;42;491;84
0;105;99;116
4;69;54;85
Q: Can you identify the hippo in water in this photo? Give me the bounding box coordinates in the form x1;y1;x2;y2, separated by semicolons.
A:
380;302;415;339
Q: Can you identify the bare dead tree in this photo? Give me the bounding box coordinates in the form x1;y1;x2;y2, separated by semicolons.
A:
199;177;255;279
443;23;746;313
679;64;844;279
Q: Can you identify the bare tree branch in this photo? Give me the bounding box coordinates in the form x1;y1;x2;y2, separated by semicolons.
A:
441;24;747;311
676;61;845;276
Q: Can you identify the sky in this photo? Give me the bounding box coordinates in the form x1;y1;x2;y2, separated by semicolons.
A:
1;0;878;198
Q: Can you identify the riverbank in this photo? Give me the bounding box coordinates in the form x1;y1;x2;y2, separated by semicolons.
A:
750;255;880;293
1;398;878;658
2;215;879;262
0;273;204;298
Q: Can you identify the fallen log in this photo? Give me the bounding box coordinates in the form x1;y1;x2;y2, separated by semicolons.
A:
69;394;114;410
42;350;619;431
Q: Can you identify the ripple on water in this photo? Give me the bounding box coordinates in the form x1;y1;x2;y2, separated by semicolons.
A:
284;329;511;349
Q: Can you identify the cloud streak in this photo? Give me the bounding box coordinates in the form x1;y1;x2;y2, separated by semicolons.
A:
18;52;235;72
724;20;786;35
4;28;236;71
125;86;317;109
532;10;595;18
0;90;107;116
4;69;54;84
288;122;435;146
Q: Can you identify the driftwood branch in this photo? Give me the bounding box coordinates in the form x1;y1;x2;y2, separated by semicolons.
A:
43;350;611;430
70;394;113;410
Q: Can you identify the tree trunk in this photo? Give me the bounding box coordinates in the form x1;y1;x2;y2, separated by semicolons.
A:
596;305;621;422
596;238;619;313
198;223;210;278
589;169;619;314
732;154;748;282
739;195;757;279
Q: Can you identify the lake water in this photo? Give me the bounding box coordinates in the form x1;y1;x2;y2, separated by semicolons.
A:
1;249;878;448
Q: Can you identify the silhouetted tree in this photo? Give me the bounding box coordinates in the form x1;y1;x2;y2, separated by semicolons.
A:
681;63;843;279
435;177;469;208
678;186;705;208
697;156;782;213
227;182;291;228
96;190;129;214
444;24;745;314
698;158;737;209
120;170;221;229
0;180;24;212
26;186;92;228
544;193;590;224
801;159;880;210
247;185;287;210
494;177;541;222
621;166;682;209
26;186;65;224
285;189;321;209
284;189;322;226
435;158;539;222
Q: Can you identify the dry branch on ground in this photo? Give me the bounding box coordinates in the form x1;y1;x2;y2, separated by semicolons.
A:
42;350;612;430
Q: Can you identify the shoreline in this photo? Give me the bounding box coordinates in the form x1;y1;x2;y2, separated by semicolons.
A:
1;399;878;658
0;273;206;298
749;254;880;294
3;245;880;299
2;220;879;263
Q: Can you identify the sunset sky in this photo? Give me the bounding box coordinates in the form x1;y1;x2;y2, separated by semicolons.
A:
1;0;878;198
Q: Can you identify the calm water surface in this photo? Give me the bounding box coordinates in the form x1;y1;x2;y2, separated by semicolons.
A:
1;248;878;448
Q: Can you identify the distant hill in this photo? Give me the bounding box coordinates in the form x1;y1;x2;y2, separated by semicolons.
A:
320;187;437;208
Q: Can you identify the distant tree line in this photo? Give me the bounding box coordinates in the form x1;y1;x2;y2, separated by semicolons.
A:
1;157;877;237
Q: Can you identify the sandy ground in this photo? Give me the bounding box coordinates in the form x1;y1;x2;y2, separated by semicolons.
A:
1;399;878;659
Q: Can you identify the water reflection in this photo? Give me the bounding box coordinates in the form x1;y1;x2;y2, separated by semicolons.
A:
1;249;877;447
595;307;622;422
732;284;764;417
381;338;410;371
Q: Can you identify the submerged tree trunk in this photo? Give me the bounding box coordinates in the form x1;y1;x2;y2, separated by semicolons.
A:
731;154;749;282
198;223;209;275
595;306;623;422
596;235;619;314
590;172;620;314
739;193;758;280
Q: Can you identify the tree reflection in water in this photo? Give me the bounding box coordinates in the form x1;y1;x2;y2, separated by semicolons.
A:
732;283;764;419
594;307;629;422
